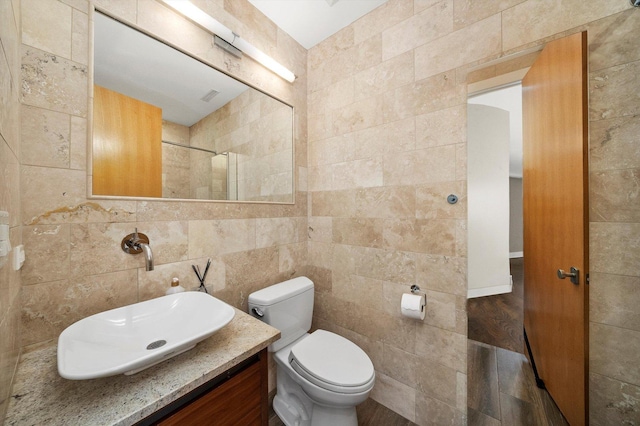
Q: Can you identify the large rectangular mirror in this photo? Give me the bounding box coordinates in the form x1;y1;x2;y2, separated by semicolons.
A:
91;12;294;203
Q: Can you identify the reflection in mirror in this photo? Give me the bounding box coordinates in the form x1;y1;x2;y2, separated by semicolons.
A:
92;12;294;203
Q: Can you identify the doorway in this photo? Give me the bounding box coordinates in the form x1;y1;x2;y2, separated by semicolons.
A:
465;76;565;424
467;83;524;354
466;32;589;426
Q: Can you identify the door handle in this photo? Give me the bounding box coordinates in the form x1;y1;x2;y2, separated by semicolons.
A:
557;267;579;285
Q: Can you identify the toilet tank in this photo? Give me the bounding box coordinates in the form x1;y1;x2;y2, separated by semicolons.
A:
248;277;314;352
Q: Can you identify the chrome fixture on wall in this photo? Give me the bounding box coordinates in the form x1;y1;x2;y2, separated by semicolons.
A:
121;228;154;271
159;0;296;82
632;0;640;7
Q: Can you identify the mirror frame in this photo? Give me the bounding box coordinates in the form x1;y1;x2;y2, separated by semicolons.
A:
87;7;296;205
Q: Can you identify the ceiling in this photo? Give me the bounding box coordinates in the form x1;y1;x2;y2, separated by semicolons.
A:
248;0;388;49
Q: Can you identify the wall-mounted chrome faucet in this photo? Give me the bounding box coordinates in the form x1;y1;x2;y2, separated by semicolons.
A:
121;228;154;271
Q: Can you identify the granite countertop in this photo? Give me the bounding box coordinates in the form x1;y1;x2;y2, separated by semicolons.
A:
5;308;280;426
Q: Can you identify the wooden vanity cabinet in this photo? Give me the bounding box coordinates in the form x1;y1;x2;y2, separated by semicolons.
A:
136;349;268;426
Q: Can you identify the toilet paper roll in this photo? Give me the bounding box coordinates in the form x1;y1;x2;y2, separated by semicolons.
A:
401;293;426;320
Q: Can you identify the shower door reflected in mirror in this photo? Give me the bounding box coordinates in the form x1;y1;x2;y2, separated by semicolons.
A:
91;12;294;203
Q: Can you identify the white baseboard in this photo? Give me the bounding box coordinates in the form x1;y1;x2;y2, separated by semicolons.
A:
467;275;513;299
509;251;523;259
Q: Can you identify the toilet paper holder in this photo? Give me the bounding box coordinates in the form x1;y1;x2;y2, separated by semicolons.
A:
410;285;421;294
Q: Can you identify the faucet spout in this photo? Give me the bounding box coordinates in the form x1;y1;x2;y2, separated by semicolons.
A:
138;242;154;271
121;229;154;271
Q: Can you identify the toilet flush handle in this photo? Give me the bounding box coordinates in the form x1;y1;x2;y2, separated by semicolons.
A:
252;307;264;318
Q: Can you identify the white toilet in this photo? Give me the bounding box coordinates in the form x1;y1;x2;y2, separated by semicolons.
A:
248;276;375;426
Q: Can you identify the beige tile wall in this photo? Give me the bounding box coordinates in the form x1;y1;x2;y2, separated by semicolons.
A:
161;120;191;199
8;0;640;425
190;88;293;202
16;0;307;408
307;0;639;424
0;0;22;421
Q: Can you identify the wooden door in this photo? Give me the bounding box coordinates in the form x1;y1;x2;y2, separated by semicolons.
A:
93;85;163;197
522;32;588;426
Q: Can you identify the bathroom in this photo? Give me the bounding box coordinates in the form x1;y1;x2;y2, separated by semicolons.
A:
1;0;639;424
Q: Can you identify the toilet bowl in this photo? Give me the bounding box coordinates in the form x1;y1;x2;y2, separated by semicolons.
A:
248;277;375;426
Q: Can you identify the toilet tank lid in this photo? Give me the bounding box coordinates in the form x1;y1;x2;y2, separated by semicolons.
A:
249;276;314;306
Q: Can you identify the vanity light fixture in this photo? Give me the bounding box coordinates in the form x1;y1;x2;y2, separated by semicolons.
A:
160;0;296;83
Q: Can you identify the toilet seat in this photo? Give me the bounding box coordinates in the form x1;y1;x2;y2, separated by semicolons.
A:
289;330;375;394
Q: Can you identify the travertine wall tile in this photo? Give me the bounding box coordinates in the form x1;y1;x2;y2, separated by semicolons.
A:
414;13;502;80
502;0;630;52
383;218;456;255
416;357;458;406
590;222;640;277
355;186;416;219
332;273;385;312
590;115;640;172
22;0;72;58
415;104;466;149
370;372;416;422
311;190;357;218
453;0;524;30
0;1;21;420
383;145;457;186
21;166;136;225
93;0;136;23
21;225;69;285
590;323;640;387
588;10;640;72
354;247;416;285
188;219;256;258
69;116;86;171
21;46;88;117
590;169;640;223
278;241;306;275
20;106;70;168
590;60;640;121
60;0;89;13
382;0;452;61
256;217;302;248
333;218;384;248
415;323;466;372
353;0;413;45
589;372;640;425
382;343;419;387
415;181;466;220
590;273;640;332
0;299;21;421
355;50;414;103
71;8;88;65
309;133;356;167
355;117;416;160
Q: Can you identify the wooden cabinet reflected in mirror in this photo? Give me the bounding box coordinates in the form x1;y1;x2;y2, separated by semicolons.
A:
91;11;294;203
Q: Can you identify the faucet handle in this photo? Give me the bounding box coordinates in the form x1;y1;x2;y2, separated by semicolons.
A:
121;230;150;254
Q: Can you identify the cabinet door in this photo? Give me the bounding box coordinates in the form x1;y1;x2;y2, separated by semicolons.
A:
93;85;162;197
158;359;263;426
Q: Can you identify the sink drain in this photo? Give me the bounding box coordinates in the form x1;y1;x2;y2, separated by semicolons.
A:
147;340;167;350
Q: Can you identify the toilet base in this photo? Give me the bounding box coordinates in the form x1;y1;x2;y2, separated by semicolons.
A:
273;364;313;426
310;404;357;426
272;381;358;426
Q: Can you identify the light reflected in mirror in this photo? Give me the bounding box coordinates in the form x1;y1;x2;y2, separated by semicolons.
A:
91;12;294;203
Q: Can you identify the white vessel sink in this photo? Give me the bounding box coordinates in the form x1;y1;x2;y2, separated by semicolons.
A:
57;291;235;380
